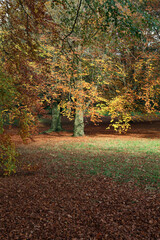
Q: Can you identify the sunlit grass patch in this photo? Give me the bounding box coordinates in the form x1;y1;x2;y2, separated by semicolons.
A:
45;138;160;189
20;138;160;190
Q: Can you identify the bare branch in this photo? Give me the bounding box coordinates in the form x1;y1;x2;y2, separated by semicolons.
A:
63;0;83;41
18;0;32;19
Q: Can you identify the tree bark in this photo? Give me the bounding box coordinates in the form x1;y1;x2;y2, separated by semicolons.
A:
51;102;62;131
73;108;84;137
73;44;85;137
45;103;62;133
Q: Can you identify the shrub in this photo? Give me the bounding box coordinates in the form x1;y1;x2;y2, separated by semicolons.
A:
0;134;18;176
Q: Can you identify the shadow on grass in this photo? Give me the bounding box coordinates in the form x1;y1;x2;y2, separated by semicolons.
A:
26;138;160;191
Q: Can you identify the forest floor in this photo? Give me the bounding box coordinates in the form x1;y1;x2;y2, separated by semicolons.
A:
0;117;160;240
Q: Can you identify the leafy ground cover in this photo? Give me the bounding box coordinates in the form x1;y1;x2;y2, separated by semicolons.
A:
41;138;160;190
0;118;160;239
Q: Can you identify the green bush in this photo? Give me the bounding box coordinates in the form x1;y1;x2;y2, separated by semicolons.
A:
0;134;18;175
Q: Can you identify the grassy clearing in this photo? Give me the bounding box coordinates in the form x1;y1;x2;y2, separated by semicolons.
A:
36;138;160;191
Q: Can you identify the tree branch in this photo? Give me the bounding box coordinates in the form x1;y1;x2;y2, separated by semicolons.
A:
18;0;32;19
63;0;83;40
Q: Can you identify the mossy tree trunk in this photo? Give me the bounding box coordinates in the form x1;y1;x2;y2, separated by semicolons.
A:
73;44;85;137
46;102;62;133
73;107;84;137
51;102;62;131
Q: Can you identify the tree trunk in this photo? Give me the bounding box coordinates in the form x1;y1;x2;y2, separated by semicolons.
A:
73;108;84;137
45;103;62;133
73;44;85;137
51;103;62;131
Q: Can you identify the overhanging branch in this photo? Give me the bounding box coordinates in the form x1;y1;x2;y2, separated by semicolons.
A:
63;0;83;41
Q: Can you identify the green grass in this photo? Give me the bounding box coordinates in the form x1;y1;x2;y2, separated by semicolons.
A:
39;138;160;190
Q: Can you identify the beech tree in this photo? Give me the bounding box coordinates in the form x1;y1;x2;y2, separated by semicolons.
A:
0;0;59;174
40;0;160;135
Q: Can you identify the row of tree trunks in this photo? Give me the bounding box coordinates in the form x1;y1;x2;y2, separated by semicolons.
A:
48;104;84;136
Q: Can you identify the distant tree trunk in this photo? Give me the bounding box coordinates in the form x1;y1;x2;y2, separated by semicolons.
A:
51;102;62;131
45;102;62;133
73;107;84;137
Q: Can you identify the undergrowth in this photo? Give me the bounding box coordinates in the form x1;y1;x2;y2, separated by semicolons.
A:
0;134;18;175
